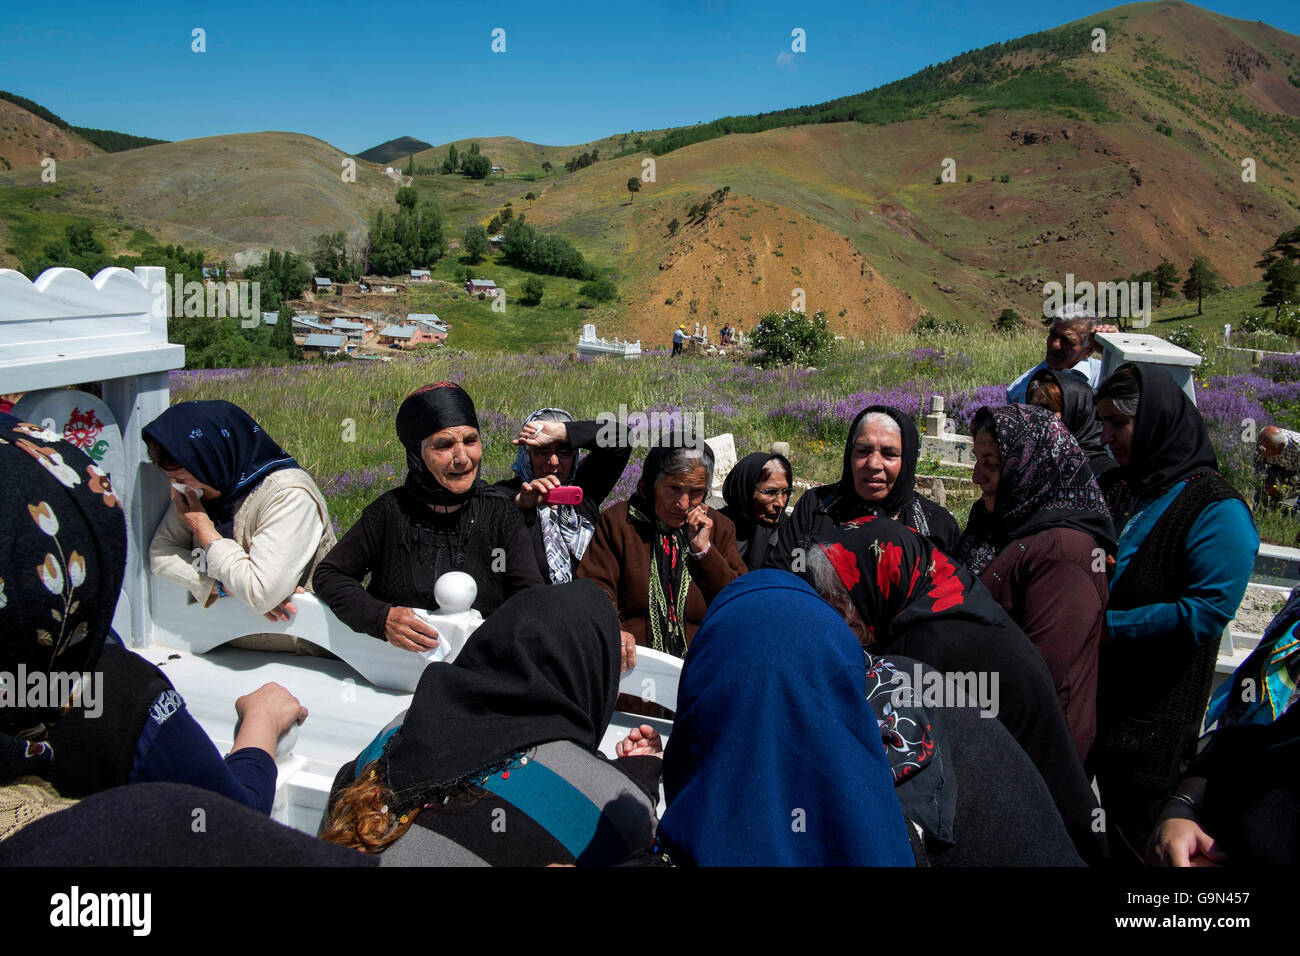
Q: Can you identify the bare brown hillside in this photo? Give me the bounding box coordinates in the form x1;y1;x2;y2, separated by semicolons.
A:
623;196;921;344
0;99;99;171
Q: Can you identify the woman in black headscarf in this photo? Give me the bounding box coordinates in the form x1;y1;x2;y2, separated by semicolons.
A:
143;400;336;649
956;404;1115;763
1089;363;1259;862
764;404;960;573
0;413;307;842
1026;367;1117;479
799;514;1108;865
719;451;793;570
314;383;543;652
495;407;632;584
320;580;660;865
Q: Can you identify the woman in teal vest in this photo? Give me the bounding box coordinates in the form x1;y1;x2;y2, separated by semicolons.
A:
1090;363;1258;863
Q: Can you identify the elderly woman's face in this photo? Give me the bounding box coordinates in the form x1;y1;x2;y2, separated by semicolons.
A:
654;465;709;529
421;426;482;493
528;443;575;482
851;420;904;503
751;461;791;527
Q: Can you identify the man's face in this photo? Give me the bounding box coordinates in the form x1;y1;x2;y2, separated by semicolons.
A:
1046;321;1091;370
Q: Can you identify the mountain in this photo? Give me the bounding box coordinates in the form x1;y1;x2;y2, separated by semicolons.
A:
0;96;100;171
0;132;395;268
3;1;1298;346
356;136;433;164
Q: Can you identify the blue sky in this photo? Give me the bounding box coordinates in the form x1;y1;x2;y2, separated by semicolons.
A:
2;0;1297;153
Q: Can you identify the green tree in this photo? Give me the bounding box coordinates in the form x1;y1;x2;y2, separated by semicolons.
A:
23;221;111;277
1262;258;1300;317
627;177;641;202
273;303;296;359
395;186;418;211
310;232;351;281
579;277;617;302
461;153;492;179
1259;226;1300;318
541;161;552;174
487;215;502;234
404;154;413;176
1182;256;1221;315
1153;261;1180;306
520;277;545;306
462;225;489;263
525;191;536;205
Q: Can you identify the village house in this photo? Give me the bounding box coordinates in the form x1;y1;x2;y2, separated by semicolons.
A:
261;312;279;326
300;333;349;357
291;314;331;334
410;269;432;282
313;277;333;293
378;324;444;348
407;312;448;334
489;234;505;248
330;318;369;342
466;278;500;297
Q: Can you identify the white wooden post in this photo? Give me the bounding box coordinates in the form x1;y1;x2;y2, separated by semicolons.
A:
0;265;184;646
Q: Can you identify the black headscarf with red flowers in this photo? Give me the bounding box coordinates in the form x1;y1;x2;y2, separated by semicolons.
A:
1;413;126;780
807;515;1006;649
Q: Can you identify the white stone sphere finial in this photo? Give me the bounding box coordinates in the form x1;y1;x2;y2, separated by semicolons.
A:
434;571;477;613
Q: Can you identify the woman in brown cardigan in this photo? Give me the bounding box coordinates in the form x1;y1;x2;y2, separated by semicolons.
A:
577;442;747;701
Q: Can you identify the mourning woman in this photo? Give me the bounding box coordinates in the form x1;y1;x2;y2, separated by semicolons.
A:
496;408;631;583
800;515;1108;864
1090;363;1259;862
719;451;793;570
1026;368;1117;479
655;571;1083;866
313;383;543;652
956;404;1115;763
320;581;660;865
577;441;748;666
1;414;308;841
144;400;336;648
764;405;960;573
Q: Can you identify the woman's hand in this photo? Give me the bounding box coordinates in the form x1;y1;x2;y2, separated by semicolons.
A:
1146;817;1226;867
232;682;309;760
173;485;220;548
513;419;568;451
620;629;638;674
384;606;441;652
264;586;307;623
516;474;562;510
615;724;664;759
685;504;713;554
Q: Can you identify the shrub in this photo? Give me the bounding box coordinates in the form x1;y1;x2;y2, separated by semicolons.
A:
520;277;545;306
748;309;834;368
913;315;968;337
579;277;618;302
994;308;1022;334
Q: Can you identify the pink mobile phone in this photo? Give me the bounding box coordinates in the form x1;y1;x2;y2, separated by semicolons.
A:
542;485;583;506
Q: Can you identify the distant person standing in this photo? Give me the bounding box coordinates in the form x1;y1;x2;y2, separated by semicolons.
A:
719;324;732;346
672;326;686;357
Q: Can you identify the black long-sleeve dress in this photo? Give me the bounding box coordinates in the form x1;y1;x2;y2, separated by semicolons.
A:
313;483;543;638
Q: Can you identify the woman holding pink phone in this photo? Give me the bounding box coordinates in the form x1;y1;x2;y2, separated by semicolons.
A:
497;408;632;585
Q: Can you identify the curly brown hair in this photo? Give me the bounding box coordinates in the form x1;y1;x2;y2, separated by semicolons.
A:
319;759;420;853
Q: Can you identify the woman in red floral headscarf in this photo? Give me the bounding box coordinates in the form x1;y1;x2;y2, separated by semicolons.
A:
800;515;1109;866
